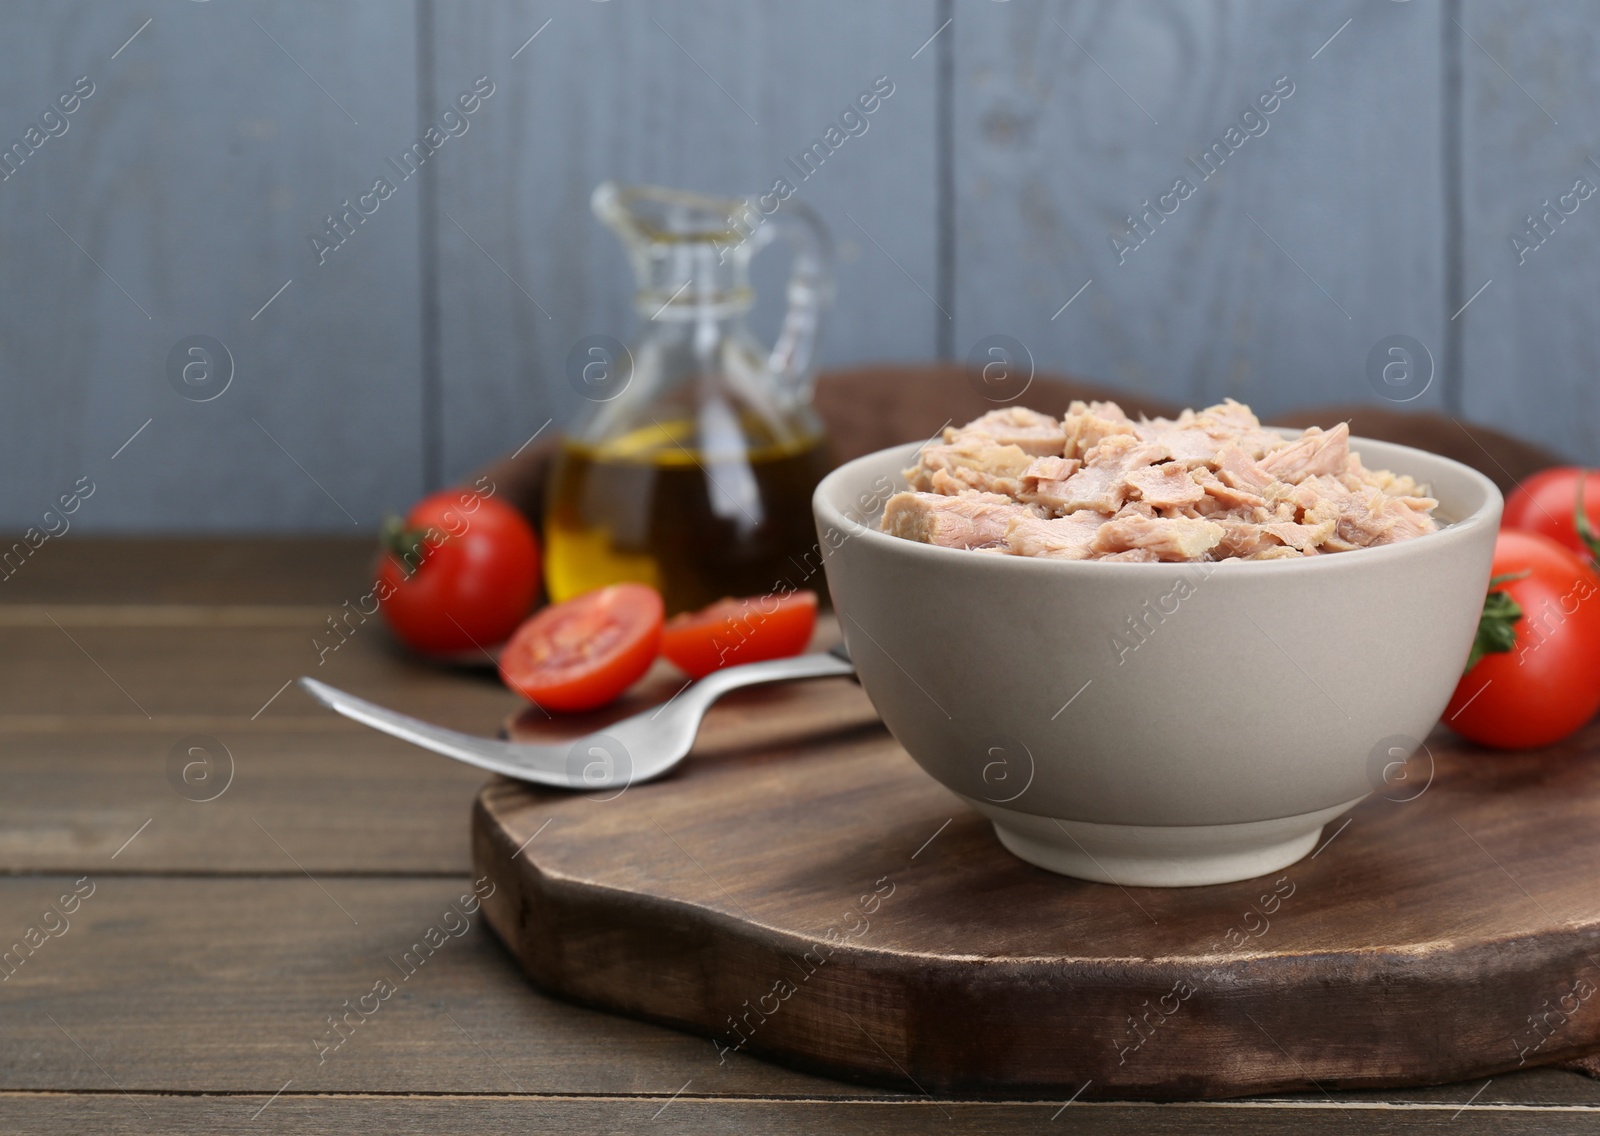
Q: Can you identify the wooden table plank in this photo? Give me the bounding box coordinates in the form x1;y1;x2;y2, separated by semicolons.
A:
0;538;374;605
0;731;483;875
2;1093;1599;1135
0;875;1594;1109
6;536;1600;1126
0;876;860;1098
0;621;519;729
0;629;855;874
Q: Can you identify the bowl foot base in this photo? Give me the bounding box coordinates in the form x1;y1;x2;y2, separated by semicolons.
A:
964;796;1367;887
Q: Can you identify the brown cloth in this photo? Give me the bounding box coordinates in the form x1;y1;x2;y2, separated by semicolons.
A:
480;362;1563;527
1568;1053;1600;1078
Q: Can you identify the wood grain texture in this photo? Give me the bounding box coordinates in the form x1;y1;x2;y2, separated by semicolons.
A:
0;537;373;604
0;0;425;532
476;709;1600;1098
1457;0;1600;463
953;0;1449;421
5;1092;1600;1136
0;730;485;875
4;0;1594;532
4;536;1600;1128
428;0;942;486
0;608;862;875
0;618;519;728
0;876;854;1097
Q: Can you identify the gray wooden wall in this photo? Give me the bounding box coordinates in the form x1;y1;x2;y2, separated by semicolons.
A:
1;0;1594;532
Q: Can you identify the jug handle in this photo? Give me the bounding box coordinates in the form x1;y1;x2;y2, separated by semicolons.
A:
747;201;834;396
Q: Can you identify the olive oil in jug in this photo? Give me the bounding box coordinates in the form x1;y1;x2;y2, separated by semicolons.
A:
546;421;833;616
546;182;835;615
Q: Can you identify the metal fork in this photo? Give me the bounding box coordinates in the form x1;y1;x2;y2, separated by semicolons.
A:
296;644;855;790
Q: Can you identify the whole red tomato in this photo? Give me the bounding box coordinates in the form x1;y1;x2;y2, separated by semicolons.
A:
1445;530;1600;749
377;486;541;655
1503;467;1600;561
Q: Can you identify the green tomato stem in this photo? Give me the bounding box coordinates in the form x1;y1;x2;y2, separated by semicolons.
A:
1574;473;1600;564
380;516;432;579
1463;570;1531;675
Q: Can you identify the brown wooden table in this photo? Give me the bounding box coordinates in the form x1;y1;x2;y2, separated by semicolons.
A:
4;537;1599;1133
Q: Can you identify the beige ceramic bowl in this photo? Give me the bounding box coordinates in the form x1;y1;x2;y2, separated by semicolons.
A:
813;435;1501;887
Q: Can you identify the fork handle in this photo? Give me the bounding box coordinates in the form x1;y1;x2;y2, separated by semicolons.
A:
686;649;857;704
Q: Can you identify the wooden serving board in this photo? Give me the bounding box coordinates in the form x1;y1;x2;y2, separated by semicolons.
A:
473;660;1600;1099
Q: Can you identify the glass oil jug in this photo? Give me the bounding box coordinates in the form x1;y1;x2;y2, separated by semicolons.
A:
544;181;835;615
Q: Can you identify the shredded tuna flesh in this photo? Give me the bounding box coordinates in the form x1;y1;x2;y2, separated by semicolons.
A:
881;491;1039;550
948;406;1069;456
889;399;1439;562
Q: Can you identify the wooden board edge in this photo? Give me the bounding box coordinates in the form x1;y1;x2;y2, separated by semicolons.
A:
471;787;1600;1099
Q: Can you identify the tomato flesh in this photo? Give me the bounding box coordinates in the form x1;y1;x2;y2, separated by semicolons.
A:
1445;530;1600;749
660;591;818;679
1503;467;1600;561
499;584;663;712
377;489;541;655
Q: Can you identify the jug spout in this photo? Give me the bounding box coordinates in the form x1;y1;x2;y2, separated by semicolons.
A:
592;181;756;317
591;180;832;392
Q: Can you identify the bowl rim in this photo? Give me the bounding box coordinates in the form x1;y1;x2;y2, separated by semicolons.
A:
813;431;1505;577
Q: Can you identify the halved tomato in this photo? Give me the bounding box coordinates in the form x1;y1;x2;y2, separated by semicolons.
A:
660;590;818;679
499;584;663;712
